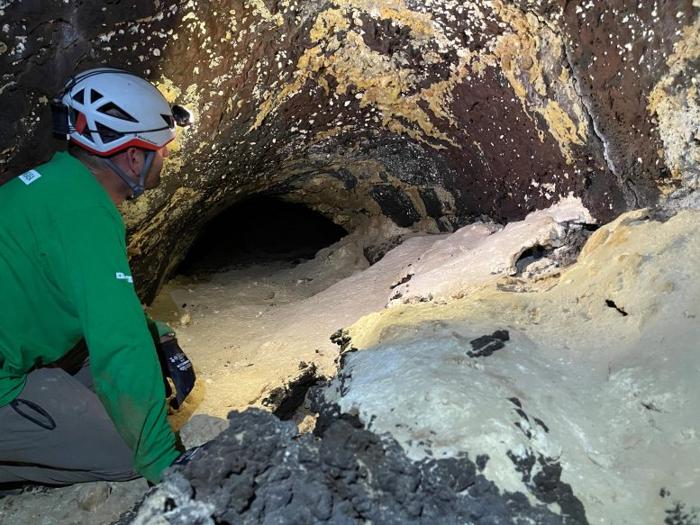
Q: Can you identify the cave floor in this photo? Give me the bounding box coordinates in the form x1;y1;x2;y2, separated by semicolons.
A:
150;225;438;427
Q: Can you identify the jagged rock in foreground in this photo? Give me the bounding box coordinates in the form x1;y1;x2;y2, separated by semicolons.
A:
131;409;579;525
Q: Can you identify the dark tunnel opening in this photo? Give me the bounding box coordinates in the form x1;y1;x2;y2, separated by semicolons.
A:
178;195;348;275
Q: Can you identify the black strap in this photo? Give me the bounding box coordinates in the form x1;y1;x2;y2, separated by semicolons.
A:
9;398;57;431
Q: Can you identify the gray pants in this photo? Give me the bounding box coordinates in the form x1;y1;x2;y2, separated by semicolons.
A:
0;365;138;485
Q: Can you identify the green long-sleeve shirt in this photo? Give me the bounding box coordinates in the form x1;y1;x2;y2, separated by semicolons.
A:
0;151;179;482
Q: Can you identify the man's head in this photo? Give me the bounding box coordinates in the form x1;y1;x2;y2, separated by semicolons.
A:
53;68;190;202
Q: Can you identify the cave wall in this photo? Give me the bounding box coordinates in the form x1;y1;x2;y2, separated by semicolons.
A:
1;0;698;298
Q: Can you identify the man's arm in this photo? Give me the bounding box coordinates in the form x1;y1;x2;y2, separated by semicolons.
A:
55;206;179;483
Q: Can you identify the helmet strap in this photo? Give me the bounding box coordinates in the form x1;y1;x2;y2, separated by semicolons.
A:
103;150;155;199
138;150;156;196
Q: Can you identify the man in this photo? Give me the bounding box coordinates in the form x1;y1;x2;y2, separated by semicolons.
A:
0;68;193;486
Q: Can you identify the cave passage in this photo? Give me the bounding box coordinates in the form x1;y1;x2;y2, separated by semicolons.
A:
178;195;348;274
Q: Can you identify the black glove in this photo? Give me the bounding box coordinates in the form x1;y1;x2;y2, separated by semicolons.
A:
156;337;196;409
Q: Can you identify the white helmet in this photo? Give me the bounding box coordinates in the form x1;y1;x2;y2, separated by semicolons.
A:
55;67;177;156
52;67;192;198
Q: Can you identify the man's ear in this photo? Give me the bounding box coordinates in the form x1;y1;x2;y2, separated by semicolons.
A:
124;147;143;175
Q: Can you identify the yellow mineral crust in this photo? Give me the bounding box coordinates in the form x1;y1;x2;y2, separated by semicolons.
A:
251;22;458;148
156;76;182;103
250;2;466;148
491;1;588;163
247;0;284;27
536;100;586;157
121;189;161;230
310;8;350;42
331;0;450;49
411;51;475;129
127;187;202;258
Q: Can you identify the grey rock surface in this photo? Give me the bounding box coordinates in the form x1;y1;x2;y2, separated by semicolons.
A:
77;482;113;512
0;479;148;525
178;414;228;449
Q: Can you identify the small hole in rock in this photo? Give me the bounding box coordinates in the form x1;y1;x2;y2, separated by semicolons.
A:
515;245;548;274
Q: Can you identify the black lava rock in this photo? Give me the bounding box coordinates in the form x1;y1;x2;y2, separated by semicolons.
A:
133;409;587;524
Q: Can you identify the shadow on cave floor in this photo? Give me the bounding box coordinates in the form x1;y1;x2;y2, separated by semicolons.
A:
178;195;348;275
